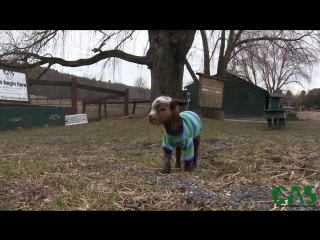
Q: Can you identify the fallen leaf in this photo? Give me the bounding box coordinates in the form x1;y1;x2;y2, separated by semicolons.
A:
177;186;186;193
151;194;163;201
175;204;186;211
132;196;148;203
186;196;195;205
300;179;309;186
43;196;54;203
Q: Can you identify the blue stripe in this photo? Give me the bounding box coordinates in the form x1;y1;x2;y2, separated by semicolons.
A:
180;111;202;137
182;122;188;139
162;146;173;154
186;111;203;134
183;153;194;162
161;111;202;159
183;138;193;150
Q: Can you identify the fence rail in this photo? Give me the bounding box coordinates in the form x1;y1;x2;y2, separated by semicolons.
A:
28;77;129;116
0;77;151;119
82;97;150;120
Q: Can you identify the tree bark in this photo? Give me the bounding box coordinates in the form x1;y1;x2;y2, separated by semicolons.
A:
200;30;210;75
147;30;196;102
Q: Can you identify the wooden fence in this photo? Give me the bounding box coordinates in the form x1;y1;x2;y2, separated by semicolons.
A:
82;97;150;120
27;77;129;116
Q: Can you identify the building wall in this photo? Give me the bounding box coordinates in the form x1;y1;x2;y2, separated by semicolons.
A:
183;73;269;117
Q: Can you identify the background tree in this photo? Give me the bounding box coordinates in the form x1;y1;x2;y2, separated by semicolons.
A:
186;30;320;84
134;76;148;99
281;90;294;106
290;89;320;108
0;30;320;103
314;92;320;106
0;30;196;102
133;77;148;89
229;40;314;92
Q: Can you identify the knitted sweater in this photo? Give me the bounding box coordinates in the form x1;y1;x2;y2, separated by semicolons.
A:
162;111;202;162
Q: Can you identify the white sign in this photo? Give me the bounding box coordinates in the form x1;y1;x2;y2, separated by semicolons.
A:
65;114;88;126
0;69;29;102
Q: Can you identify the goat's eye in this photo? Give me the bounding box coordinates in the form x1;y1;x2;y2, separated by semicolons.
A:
160;108;166;111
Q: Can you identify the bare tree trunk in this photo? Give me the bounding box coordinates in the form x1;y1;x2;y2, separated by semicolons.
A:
200;30;210;75
147;30;196;102
217;30;226;77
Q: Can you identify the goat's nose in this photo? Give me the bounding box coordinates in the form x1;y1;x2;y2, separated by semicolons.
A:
148;114;152;119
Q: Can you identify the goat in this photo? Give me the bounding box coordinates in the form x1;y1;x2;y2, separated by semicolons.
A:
148;96;202;174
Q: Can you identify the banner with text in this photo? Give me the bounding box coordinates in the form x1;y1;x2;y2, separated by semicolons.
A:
0;69;28;102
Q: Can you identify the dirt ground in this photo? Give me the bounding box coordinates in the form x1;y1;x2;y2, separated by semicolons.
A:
1;117;320;211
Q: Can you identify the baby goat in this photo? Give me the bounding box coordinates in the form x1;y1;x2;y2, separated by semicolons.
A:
148;96;202;174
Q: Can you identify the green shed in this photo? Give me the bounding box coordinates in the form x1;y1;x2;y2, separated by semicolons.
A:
183;72;270;118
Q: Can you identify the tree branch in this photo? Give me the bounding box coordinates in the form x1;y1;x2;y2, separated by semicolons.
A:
36;63;53;80
185;59;199;83
210;37;221;62
235;33;313;47
0;49;153;69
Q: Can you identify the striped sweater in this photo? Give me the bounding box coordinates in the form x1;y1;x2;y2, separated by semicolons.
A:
162;111;202;162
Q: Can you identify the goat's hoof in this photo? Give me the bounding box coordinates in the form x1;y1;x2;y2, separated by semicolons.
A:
184;162;194;172
175;163;181;168
161;168;171;174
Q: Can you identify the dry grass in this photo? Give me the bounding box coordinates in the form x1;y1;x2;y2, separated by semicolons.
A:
31;99;149;120
1;118;320;211
297;111;320;121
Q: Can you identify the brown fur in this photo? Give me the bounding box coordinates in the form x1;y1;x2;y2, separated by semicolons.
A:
148;96;201;174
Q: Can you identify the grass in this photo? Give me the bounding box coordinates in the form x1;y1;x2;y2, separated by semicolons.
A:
1;117;320;211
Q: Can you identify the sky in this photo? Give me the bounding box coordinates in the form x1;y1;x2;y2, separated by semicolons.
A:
18;30;320;95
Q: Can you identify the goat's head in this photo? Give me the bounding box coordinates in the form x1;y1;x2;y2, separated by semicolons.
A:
148;96;188;127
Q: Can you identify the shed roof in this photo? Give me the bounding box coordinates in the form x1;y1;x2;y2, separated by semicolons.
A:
184;71;270;95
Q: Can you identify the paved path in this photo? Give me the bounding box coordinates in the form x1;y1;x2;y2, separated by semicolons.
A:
224;119;266;123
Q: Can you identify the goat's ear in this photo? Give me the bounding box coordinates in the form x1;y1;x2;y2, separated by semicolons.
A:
170;99;188;109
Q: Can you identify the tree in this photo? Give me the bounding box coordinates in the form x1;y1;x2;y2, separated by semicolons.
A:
228;40;314;92
305;93;315;108
133;77;147;89
0;30;196;102
281;90;294;106
285;90;293;98
186;30;320;82
314;93;320;106
0;30;320;103
300;90;307;97
134;76;148;99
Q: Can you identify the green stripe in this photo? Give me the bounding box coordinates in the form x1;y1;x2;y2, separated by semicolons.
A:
182;116;194;138
190;115;202;134
183;147;194;156
168;135;182;141
163;136;171;145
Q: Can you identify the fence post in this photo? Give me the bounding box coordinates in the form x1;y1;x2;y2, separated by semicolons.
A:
104;100;107;119
82;100;86;113
124;88;129;116
132;99;137;114
71;77;78;114
98;96;102;120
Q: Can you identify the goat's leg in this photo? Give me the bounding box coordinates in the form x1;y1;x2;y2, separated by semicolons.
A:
184;161;194;172
183;139;195;172
175;146;182;168
193;135;201;169
162;152;172;174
